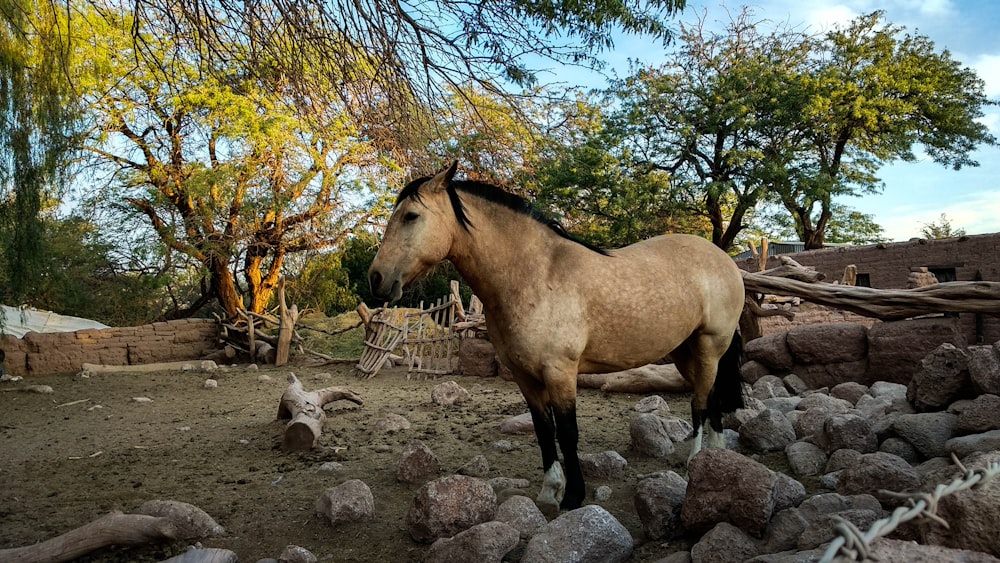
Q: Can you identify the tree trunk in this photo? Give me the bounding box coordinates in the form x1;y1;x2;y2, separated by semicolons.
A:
209;256;242;319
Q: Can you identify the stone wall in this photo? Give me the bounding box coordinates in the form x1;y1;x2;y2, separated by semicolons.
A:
737;233;1000;344
0;319;220;377
743;317;971;388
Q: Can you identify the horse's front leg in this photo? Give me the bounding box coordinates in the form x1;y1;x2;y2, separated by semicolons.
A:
526;402;564;509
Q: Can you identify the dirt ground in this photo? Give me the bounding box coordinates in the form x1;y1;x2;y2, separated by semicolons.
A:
0;360;756;562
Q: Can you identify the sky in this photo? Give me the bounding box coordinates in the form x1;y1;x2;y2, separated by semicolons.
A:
542;0;1000;242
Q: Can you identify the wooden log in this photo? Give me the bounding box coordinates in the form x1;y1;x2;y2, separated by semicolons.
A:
577;364;692;394
254;340;276;364
80;361;218;374
277;373;363;452
0;500;224;563
742;271;1000;320
275;277;300;367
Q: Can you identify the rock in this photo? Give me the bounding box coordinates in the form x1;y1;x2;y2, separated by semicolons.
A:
203;378;218;389
958;394;1000;433
867;317;967;385
425;521;519;563
277;545;317;563
968;344;1000;395
946;429;1000;457
740;409;796;453
772;472;807;513
786;323;868;365
458;338;497;377
878;437;920;463
579;451;627;481
760;507;809;553
397;440;440;484
854;394;892;421
458;455;490;477
635;395;670;414
724;396;766;430
494;495;547;541
750;375;790;400
797;393;853;414
431;380;472;406
761;396;801;414
914;451;1000;556
741;360;772;384
836;452;920;505
499;412;534;434
488;477;530;491
690;522;761;563
869;381;909;404
868;537;1000;562
792;360;869;391
825;448;863;473
594;485;612;501
629;413;675;458
821;413;878;454
796;508;881;551
522;505;633;563
892;412;959;458
745;332;794;371
315;479;375;527
406;475;497;543
792;407;831;441
634;472;687;540
785;441;828;477
660;416;695;442
907;343;973;411
783;374;809;395
681;449;779;537
374;413;411;433
830;382;869;405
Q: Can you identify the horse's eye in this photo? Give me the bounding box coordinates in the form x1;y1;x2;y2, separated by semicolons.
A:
403;211;420;223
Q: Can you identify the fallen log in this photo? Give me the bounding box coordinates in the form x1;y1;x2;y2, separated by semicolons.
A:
0;500;224;563
277;373;363;452
80;361;218;375
578;364;692;394
742;271;1000;320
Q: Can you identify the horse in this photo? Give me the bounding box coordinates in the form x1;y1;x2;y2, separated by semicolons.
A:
368;162;746;511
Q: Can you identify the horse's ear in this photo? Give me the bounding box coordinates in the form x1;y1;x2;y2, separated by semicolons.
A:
425;160;458;193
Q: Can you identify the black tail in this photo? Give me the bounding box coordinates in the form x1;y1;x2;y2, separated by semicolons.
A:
706;331;746;430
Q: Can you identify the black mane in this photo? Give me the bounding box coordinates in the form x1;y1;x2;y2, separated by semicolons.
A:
396;176;608;255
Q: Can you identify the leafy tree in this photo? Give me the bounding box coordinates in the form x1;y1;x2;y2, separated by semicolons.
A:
921;213;966;239
603;10;995;251
72;7;391;319
749;203;887;246
0;1;78;307
776;12;996;248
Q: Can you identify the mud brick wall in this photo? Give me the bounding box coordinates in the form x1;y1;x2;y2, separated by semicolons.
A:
738;233;1000;344
0;319;220;377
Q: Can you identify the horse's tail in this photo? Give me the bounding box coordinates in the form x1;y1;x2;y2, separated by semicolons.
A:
708;330;746;419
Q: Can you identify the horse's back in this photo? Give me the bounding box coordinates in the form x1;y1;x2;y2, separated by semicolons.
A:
572;234;744;372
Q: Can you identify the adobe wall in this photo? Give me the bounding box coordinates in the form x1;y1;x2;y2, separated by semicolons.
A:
0;319;220;377
737;233;1000;344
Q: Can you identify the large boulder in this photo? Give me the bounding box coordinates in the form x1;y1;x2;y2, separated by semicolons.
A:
866;317;967;385
406;475;497;543
681;449;785;537
521;505;633;563
786;323;868;365
907;343;973;411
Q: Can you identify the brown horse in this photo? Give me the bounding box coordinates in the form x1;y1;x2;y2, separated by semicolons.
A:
368;162;746;510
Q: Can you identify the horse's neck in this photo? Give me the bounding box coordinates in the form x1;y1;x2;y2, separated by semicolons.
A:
447;201;556;310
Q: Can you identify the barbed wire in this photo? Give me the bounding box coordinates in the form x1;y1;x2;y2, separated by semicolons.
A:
820;453;1000;563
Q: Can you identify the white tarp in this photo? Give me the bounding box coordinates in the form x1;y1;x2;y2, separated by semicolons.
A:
1;305;110;338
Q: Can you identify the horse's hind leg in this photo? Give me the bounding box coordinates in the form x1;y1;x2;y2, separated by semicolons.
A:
674;331;744;461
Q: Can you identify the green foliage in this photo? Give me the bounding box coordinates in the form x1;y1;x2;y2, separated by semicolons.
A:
921;213;966;239
0;214;169;325
601;9;996;251
0;1;79;305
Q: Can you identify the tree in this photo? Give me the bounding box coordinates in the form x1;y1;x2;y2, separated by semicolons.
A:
603;9;995;251
73;7;390;319
749;203;887;246
776;12;996;248
127;0;688;148
604;11;814;250
921;213;966;239
0;1;78;306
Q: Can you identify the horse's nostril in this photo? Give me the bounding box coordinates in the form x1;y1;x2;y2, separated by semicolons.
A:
369;271;383;292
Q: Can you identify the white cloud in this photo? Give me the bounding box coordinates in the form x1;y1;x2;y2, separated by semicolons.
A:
970;53;1000;98
879;190;1000;240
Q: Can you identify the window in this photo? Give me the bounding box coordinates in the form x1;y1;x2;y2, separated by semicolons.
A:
855;273;871;288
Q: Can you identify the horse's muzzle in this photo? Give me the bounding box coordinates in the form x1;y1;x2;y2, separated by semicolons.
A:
368;270;402;303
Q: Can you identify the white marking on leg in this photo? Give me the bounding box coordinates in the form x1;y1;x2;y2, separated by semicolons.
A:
705;424;727;450
536;461;565;508
687;426;705;463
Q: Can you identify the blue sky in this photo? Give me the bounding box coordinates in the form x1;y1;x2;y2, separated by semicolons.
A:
541;0;1000;242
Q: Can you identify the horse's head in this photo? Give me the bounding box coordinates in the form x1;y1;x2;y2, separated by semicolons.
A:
368;161;462;302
